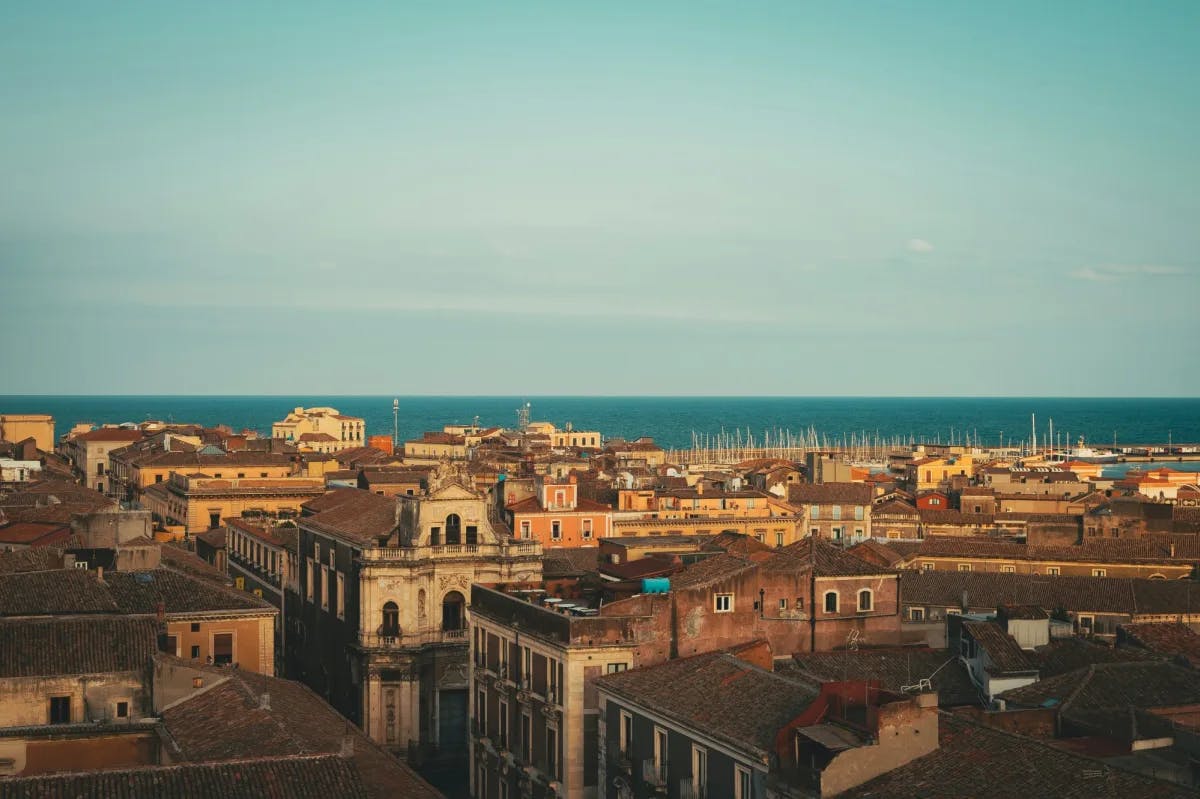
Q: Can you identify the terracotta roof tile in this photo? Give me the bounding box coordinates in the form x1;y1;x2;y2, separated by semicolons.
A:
788;482;874;505
842;712;1191;798
597;650;818;758
0;616;157;677
0;756;373;798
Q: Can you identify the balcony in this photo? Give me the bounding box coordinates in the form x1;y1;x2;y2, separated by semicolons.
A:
356;628;470;650
679;777;706;799
642;758;668;789
360;541;541;563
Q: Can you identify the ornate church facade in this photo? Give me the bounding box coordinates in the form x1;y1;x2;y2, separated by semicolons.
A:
292;466;542;768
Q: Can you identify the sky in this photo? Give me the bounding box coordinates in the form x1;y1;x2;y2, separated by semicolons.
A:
1;2;1198;396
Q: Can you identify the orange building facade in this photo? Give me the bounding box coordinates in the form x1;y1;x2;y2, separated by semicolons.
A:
504;477;612;548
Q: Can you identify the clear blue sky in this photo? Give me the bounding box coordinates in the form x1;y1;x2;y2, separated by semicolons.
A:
2;2;1197;396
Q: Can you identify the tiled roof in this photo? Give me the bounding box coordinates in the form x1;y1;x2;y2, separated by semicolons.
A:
0;569;119;615
0;520;72;544
0;616;157;677
597;650;818;758
1032;638;1163;678
0;567;271;618
160;669;441;799
788;482;874;505
0;755;373;799
301;490;397;545
161;543;235;584
776;537;895;578
783;649;978;706
841;711;1191;798
872;499;919;517
962;621;1036;674
105;569;273;615
70;428;145;443
1119;622;1200;668
894;535;1196;565
846;540;906;568
0;547;64;574
601;555;679;580
668;552;755;589
542;547;599;578
999;661;1200;711
702;531;774;557
899;570;1200;617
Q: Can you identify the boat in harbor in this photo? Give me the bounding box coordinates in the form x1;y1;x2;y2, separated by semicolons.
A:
1044;436;1120;464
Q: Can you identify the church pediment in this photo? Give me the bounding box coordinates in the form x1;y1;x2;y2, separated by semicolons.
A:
428;483;479;501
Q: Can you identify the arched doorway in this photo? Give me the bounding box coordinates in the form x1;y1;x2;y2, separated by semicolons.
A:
381;601;400;642
445;514;462;545
442;590;465;632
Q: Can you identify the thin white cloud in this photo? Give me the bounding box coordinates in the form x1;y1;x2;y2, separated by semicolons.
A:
907;238;934;253
1070;264;1188;282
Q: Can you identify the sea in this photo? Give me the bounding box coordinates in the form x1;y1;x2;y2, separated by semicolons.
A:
3;396;1199;472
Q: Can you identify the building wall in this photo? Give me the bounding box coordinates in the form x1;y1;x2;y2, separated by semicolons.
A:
0;731;158;778
0;672;147;729
901;555;1190;580
512;510;610;549
802;503;872;542
611;515;804;546
161;615;275;675
0;415;54;452
272;407;365;451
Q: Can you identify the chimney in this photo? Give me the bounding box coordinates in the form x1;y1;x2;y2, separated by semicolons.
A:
960;590;968;614
259;692;270;711
96;566;105;584
340;733;355;758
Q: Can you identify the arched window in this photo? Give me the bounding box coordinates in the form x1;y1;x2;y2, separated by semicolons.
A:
442;590;465;632
824;591;839;614
1148;573;1165;580
445;514;462;545
381;601;400;640
858;589;873;611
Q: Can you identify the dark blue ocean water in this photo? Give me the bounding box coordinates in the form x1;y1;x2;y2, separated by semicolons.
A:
2;396;1197;452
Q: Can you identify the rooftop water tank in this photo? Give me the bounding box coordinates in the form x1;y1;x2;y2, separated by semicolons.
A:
641;577;670;594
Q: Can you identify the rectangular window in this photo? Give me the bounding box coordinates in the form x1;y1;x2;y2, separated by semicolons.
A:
49;696;71;724
775;532;784;547
520;520;531;537
1078;615;1094;633
735;765;753;799
547;726;559;779
336;573;345;619
1000;565;1015;573
854;505;865;521
498;699;509;750
1092;568;1106;577
779;598;788;610
477;688;487;733
920;562;934;572
909;607;925;622
606;662;628;674
619;709;633;755
164;635;179;656
811;505;820;520
306;559;314;600
521;712;532;762
1047;567;1061;576
957;563;972;572
321;567;329;610
582;518;593;540
714;593;733;613
810;527;820;536
653;726;668;781
831;506;842;520
551;520;562;540
191;645;200;659
213;633;233;665
692;745;708;791
116;700;129;718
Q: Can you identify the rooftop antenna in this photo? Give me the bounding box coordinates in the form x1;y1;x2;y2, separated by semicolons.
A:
392;399;399;449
